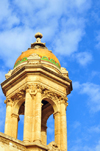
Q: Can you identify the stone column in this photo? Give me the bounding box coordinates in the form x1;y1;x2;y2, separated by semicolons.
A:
5;99;12;137
11;113;19;139
54;111;60;149
24;88;33;142
32;95;35;142
41;124;47;145
60;100;67;151
34;87;42;142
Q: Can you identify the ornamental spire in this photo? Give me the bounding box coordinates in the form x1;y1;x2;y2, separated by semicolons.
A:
31;32;46;48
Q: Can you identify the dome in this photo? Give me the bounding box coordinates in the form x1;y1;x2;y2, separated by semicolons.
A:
14;32;61;69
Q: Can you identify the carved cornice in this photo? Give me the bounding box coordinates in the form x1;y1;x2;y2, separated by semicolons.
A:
1;65;72;96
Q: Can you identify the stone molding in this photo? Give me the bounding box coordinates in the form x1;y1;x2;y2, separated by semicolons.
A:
53;111;60;117
0;132;26;150
11;113;19;119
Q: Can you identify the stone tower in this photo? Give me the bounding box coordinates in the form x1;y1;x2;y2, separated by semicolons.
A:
1;33;72;151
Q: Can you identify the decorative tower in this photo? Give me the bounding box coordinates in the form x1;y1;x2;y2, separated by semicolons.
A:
1;33;72;151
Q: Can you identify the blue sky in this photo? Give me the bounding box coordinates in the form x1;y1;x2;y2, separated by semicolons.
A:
0;0;100;150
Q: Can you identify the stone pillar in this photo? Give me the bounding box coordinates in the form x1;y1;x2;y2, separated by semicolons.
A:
41;124;47;145
11;113;19;139
54;111;60;149
32;95;35;142
60;100;67;151
24;88;33;142
5;99;12;137
34;88;42;142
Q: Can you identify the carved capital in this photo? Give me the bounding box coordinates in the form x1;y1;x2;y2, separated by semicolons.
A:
26;84;37;97
26;83;44;97
59;96;68;107
11;113;19;119
42;89;59;101
36;84;44;93
53;111;60;118
5;98;13;106
11;90;25;101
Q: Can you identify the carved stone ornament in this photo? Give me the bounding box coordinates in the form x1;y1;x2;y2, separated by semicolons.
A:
9;90;25;106
42;89;60;101
48;141;61;151
11;90;25;101
5;69;13;79
4;98;13;106
26;83;45;96
61;67;69;77
27;53;41;64
58;96;68;106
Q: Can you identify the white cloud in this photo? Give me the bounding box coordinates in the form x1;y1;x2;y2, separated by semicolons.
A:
74;52;92;66
73;82;100;112
54;27;84;55
88;125;100;133
69;139;100;151
0;0;19;29
73;121;81;129
96;31;100;49
0;0;92;69
0;27;34;68
95;140;100;151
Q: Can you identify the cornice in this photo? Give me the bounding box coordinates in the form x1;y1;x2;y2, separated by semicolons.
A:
1;65;72;95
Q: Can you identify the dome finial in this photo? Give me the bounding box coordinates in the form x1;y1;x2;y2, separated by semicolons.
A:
35;32;43;43
31;32;45;48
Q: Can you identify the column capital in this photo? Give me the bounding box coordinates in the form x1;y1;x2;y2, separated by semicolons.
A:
36;84;44;93
25;83;44;96
5;98;13;107
53;111;60;117
59;96;68;104
11;113;20;121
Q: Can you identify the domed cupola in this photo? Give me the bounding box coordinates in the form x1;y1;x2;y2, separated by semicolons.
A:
13;32;61;74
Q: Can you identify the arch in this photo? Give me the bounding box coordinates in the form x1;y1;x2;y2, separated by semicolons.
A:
12;98;25;115
41;98;57;146
41;97;58;113
11;99;25;139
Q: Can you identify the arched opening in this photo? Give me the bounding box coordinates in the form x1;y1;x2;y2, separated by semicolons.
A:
47;114;54;144
41;99;55;145
17;102;25;141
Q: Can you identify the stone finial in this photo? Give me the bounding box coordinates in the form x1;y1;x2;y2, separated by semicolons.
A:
35;32;43;43
31;32;45;48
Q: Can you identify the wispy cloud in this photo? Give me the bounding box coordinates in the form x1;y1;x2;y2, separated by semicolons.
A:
73;121;81;129
0;0;91;69
96;31;100;49
73;52;92;66
88;125;100;133
73;81;100;112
